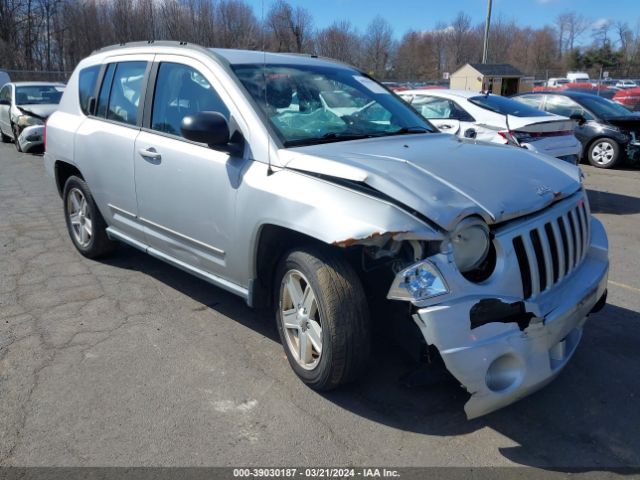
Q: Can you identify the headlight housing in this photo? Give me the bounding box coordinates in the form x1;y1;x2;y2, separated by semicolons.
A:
451;217;491;273
387;260;449;302
17;115;44;128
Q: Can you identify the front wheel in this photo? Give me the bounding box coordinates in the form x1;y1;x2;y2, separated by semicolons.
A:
588;138;620;168
275;247;371;391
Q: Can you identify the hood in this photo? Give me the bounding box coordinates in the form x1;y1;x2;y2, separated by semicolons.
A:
16;104;58;119
281;134;582;231
603;115;640;130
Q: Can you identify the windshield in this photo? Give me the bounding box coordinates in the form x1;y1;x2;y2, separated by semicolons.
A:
231;63;436;147
469;94;551;117
15;85;63;105
578;95;633;118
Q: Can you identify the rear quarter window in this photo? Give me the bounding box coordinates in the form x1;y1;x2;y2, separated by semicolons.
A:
78;65;100;115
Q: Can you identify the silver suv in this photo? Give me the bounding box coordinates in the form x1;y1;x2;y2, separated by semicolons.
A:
44;42;609;418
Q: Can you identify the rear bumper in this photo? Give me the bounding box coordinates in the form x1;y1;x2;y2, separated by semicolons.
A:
17;125;44;152
412;217;608;419
522;136;582;161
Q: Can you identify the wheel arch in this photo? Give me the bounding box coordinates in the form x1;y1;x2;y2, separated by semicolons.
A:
54;160;84;197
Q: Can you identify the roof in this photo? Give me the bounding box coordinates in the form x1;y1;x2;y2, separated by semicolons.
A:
212;48;353;69
10;81;65;87
92;41;354;70
399;89;482;99
457;63;523;77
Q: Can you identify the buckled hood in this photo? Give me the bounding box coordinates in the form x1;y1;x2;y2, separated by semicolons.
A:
16;104;58;120
282;133;582;231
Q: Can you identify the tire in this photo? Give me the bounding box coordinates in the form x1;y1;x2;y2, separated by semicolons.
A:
275;246;371;391
62;175;115;258
0;128;10;143
587;138;621;168
11;124;22;152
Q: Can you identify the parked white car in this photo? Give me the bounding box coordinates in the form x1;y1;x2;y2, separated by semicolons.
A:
547;78;570;88
615;79;638;89
567;72;590;83
400;89;583;164
0;81;65;152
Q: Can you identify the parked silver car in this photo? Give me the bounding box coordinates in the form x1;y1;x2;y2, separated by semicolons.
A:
44;42;609;419
0;81;65;152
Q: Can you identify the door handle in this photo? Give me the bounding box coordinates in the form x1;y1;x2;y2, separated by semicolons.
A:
439;124;453;130
138;147;161;161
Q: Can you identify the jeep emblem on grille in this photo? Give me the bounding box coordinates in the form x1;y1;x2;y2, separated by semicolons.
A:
536;185;552;196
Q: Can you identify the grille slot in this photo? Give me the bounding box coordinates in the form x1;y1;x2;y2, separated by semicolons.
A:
512;198;590;299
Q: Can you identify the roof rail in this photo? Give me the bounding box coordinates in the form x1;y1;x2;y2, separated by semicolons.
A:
91;40;211;55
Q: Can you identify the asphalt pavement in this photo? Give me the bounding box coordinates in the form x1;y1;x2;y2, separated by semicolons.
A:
1;143;639;470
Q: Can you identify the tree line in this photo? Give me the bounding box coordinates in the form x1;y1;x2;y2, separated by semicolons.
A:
1;0;639;81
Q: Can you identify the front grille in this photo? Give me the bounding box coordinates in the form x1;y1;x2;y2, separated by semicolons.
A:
512;198;591;299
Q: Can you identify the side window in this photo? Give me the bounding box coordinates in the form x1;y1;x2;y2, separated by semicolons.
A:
78;65;101;115
0;85;8;102
96;64;116;118
412;96;456;119
151;62;229;137
450;101;474;121
106;61;147;125
516;95;543;109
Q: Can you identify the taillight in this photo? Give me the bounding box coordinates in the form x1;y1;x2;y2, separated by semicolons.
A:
498;130;519;146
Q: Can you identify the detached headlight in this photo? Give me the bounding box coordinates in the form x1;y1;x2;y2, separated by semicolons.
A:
451;218;490;273
387;260;449;302
17;115;44;128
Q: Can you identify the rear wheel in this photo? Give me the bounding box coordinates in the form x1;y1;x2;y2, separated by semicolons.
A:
0;128;10;143
63;176;115;258
588;138;620;168
275;247;371;391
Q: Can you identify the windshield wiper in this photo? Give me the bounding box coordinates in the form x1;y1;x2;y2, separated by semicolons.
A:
283;132;377;147
388;126;430;134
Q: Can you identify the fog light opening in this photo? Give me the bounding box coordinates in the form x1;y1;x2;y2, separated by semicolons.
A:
486;354;524;392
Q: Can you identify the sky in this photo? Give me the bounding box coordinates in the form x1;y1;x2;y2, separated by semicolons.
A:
247;0;639;43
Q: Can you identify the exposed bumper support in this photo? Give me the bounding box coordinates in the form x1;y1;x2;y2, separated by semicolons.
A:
412;217;609;419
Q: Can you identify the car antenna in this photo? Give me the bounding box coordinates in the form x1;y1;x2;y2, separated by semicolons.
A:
262;0;274;176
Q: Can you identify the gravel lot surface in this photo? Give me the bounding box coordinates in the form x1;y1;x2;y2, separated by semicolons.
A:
1;143;639;469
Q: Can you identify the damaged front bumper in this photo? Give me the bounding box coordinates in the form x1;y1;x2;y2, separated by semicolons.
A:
17;124;44;152
410;212;608;419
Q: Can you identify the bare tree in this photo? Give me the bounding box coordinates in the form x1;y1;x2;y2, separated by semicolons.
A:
362;16;394;78
215;0;259;49
267;0;313;53
315;20;360;64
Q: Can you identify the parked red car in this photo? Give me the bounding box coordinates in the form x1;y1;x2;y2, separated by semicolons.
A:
613;87;640;111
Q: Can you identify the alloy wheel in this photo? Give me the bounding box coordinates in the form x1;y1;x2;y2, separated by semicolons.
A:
280;269;323;370
66;188;93;247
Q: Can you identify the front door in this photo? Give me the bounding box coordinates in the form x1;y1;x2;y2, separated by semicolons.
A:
134;56;243;276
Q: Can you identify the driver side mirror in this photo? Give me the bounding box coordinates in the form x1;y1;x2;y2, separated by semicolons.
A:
463;128;477;139
569;113;586;126
182;111;229;146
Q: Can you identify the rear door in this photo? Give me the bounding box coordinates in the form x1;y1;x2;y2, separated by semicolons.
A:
133;55;245;277
73;55;153;243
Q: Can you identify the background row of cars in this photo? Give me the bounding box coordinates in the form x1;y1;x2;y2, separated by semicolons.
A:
1;71;639;171
395;87;640;169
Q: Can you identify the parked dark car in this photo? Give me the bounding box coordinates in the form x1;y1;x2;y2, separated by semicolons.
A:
512;90;640;168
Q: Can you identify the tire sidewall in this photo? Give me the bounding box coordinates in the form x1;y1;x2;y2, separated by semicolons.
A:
588;138;620;168
63;176;99;256
275;251;335;387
